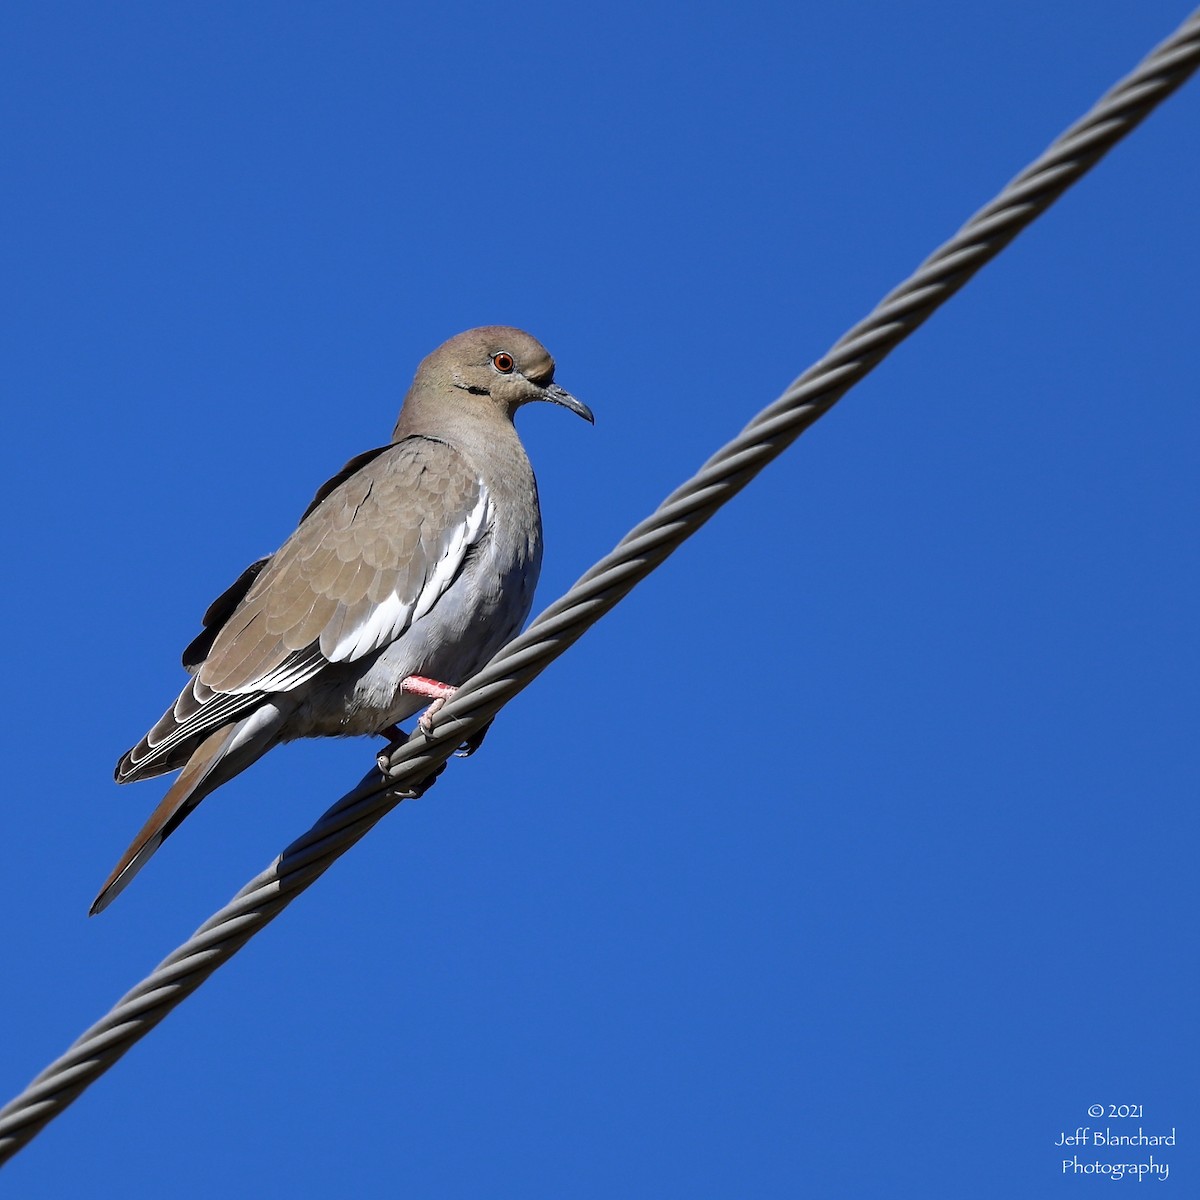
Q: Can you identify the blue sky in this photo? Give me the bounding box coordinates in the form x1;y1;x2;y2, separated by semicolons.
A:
2;2;1196;1196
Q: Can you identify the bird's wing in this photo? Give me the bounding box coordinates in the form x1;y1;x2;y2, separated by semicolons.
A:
204;435;491;686
117;436;490;781
297;443;394;523
177;447;395;674
180;555;273;673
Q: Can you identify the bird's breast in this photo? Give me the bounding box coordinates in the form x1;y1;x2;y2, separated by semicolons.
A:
296;441;545;738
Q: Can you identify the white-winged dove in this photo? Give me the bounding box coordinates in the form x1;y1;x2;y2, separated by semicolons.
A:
92;327;592;914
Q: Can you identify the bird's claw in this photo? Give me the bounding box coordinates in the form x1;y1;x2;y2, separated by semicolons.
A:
375;724;447;797
375;706;488;790
453;718;495;758
417;698;447;737
376;725;412;781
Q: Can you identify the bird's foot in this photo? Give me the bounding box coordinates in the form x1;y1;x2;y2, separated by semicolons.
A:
375;724;446;797
379;680;490;788
400;675;459;736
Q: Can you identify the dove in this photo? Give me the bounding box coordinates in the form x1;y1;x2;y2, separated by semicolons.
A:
92;326;592;914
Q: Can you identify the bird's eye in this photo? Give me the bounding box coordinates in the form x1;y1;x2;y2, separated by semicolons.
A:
492;352;515;373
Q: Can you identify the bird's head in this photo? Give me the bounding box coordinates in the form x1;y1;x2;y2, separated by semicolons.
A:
395;326;593;440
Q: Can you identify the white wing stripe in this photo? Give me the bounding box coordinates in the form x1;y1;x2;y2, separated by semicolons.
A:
413;489;491;623
249;649;327;693
327;591;413;662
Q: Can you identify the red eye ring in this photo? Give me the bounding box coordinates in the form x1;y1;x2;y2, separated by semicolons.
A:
492;352;515;373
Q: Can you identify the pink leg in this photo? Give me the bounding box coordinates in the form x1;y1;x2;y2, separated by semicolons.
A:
401;675;458;735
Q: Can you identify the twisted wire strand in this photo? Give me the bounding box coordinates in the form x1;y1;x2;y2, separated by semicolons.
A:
2;8;1197;1166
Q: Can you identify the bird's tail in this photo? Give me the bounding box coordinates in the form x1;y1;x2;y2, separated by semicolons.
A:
90;723;238;915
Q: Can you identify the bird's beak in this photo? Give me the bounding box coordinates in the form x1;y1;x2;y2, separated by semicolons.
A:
542;383;594;424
